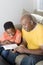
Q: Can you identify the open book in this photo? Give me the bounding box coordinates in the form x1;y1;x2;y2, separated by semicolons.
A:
2;44;18;50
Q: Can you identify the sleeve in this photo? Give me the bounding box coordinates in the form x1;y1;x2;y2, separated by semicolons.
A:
0;32;7;42
15;30;21;44
37;27;43;46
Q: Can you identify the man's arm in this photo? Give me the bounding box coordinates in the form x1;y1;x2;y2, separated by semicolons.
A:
16;38;43;55
20;38;27;47
15;30;21;44
24;47;43;55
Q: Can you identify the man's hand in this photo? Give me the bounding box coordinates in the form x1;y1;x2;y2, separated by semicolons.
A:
11;49;17;53
15;45;26;53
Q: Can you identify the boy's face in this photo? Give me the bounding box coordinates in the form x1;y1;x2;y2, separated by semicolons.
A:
21;18;33;31
6;28;15;37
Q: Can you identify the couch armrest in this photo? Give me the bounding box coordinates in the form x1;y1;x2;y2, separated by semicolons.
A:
33;9;43;16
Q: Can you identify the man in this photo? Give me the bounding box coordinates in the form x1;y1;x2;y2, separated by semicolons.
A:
15;14;43;65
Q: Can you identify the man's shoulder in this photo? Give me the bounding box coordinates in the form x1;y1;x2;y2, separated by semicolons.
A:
38;23;43;27
37;23;43;30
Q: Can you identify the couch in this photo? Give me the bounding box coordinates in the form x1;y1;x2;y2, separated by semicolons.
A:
0;9;43;65
33;9;43;16
0;56;10;65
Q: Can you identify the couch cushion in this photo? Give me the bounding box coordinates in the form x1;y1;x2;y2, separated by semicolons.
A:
15;24;22;31
36;61;43;65
31;14;43;24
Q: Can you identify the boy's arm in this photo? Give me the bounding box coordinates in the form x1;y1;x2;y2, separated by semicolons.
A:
1;40;12;45
0;32;12;45
15;31;21;45
0;32;6;43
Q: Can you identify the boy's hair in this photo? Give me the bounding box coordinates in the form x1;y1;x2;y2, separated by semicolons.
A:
4;21;15;30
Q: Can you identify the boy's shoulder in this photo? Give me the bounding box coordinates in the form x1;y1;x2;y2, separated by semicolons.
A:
3;32;8;37
16;29;21;33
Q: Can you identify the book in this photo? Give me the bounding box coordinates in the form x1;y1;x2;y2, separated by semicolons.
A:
2;44;18;50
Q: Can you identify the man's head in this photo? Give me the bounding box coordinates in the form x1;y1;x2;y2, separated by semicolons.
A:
20;14;36;31
4;21;15;37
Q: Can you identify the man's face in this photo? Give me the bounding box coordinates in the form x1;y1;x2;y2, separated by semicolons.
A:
6;28;15;37
21;18;33;31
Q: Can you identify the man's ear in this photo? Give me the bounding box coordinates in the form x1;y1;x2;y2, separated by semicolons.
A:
31;20;33;25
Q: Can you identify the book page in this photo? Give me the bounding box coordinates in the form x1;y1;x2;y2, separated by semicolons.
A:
2;44;18;50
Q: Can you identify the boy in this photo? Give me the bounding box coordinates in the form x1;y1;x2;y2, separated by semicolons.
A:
0;21;22;65
0;21;21;45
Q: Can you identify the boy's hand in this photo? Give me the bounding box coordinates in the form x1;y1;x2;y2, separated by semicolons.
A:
1;40;11;45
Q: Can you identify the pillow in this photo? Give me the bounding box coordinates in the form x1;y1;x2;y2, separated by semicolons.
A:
22;9;30;16
15;24;22;31
33;9;43;16
22;9;43;24
31;14;43;24
22;9;37;23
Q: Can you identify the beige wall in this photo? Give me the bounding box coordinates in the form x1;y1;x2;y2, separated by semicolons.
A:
0;0;37;35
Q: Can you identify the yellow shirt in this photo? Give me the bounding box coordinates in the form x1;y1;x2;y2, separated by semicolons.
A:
22;23;43;49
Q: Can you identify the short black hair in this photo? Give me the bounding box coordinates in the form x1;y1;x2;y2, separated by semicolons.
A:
4;21;15;30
